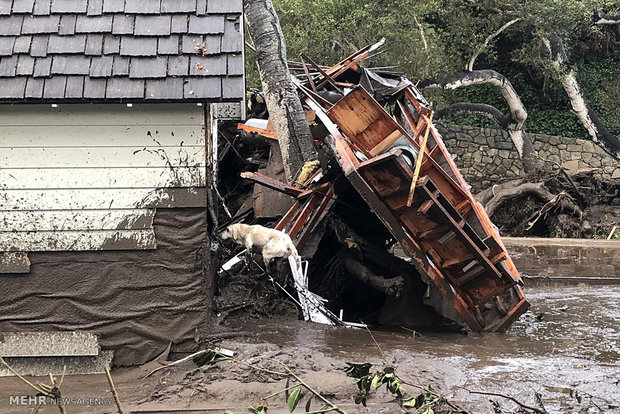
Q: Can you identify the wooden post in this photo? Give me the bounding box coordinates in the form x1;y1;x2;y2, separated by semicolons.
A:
204;104;219;320
407;111;434;206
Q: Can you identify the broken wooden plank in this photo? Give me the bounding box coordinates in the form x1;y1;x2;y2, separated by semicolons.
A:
300;53;344;94
327;86;406;157
241;171;305;197
407;111;434;206
237;123;278;140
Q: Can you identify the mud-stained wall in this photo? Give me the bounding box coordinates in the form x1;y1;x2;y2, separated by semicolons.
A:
0;103;206;271
438;124;619;192
0;209;210;366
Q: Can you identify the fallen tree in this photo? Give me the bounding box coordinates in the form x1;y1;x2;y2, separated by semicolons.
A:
420;69;540;172
477;180;582;219
595;9;620;25
343;255;405;297
543;34;620;157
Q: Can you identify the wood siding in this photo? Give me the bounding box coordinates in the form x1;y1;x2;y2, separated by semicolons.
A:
0;103;206;266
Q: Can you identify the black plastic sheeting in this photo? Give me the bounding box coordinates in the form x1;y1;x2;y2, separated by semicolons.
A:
0;208;211;366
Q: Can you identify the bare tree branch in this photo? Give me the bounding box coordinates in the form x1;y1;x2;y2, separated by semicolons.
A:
420;70;526;128
467;18;521;71
413;14;429;51
466;389;548;414
435;102;512;129
419;70;536;162
595;9;620;25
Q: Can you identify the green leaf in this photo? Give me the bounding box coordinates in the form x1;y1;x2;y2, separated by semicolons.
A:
287;388;302;413
248;402;267;414
401;397;416;408
344;362;372;378
354;394;367;407
415;393;426;408
388;380;403;399
224;411;236;414
371;374;383;388
422;407;434;414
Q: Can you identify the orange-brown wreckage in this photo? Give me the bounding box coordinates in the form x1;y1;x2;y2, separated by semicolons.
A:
234;40;529;333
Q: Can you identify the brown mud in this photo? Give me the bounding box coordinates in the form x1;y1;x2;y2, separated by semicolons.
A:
1;285;618;413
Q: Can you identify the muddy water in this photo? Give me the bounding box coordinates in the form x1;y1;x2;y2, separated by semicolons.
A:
239;285;620;412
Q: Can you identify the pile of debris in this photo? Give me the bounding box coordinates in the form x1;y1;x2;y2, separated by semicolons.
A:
218;41;529;333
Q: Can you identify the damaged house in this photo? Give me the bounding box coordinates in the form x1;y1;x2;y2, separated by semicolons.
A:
0;0;244;368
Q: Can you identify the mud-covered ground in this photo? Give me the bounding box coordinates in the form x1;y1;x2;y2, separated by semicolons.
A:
1;285;619;414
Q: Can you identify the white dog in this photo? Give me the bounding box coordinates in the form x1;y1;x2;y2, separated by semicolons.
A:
220;223;301;271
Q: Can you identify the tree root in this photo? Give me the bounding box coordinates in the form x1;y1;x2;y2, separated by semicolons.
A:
343;255;405;296
483;182;582;218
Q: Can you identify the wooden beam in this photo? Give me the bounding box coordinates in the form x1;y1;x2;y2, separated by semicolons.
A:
240;171;304;197
300;53;344;94
299;54;318;93
407;111;434;206
237;123;278;140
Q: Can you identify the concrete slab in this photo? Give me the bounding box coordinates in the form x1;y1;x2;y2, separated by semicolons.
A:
0;332;99;357
0;350;113;377
503;237;619;280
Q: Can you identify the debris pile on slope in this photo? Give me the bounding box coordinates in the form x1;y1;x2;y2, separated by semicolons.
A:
217;41;529;333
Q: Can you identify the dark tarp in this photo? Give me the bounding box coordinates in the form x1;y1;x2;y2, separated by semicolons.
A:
0;208;210;366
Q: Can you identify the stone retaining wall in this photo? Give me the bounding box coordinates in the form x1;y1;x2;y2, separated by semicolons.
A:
437;124;619;192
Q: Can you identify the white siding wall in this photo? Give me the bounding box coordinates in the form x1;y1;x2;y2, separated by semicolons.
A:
0;103;206;270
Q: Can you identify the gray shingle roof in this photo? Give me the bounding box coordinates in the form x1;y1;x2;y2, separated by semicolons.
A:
0;0;244;101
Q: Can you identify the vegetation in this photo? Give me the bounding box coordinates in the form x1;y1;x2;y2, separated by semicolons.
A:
245;0;620;140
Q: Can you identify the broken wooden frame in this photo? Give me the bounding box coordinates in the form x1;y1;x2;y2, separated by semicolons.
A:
239;43;529;332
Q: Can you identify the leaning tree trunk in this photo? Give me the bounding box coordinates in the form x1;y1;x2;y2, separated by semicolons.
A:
419;70;540;172
244;0;316;184
595;9;620;25
544;35;620;157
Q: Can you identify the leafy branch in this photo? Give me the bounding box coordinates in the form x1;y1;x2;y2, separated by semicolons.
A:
343;362;438;413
